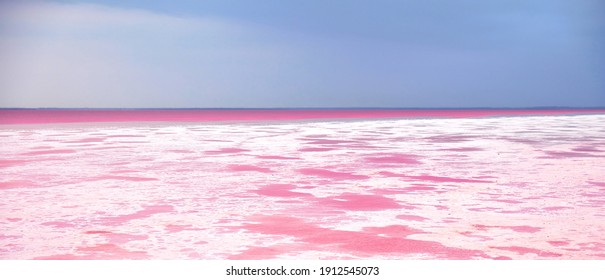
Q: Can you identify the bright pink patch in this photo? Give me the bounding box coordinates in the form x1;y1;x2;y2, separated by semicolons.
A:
588;181;605;187
32;254;81;260
548;241;570;247
299;168;369;180
228;164;273;173
491;246;562;257
396;214;429;221
507;226;542;233
378;171;408;178
0;180;35;189
577;242;605;251
84;231;148;244
372;185;437;195
299;147;336;152
436;203;454;210
256;155;300;160
544;151;598;158
573;146;602;152
364;154;421;164
166;149;194;153
407;175;492;183
63;137;105;143
302;139;358;145
22;149;75;155
442;147;483;152
542;206;572;211
468;207;501;212
72;243;149;259
427;134;473;143
41;221;75;228
85;230;112;234
105;134;145;138
319;193;401;211
253;184;312;198
241;216;487;259
490;199;523;204
96;175;158;182
0;234;20;240
101;205;174;226
165;224;198;233
403;186;438;192
229;245;299;260
363;225;425;237
205;148;249;155
0;160;29;168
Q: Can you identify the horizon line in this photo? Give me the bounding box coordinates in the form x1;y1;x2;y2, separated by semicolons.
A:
2;106;605;110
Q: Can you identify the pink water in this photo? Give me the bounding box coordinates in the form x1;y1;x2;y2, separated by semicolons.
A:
1;109;605;259
2;109;604;125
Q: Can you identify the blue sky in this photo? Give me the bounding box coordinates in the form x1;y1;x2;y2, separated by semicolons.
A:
0;0;603;108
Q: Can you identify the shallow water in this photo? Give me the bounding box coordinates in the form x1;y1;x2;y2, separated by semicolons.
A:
1;112;605;259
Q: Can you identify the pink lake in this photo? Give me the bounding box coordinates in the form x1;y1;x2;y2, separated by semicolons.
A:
1;109;605;259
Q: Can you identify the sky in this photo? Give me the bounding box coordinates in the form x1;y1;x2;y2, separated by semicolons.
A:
0;0;603;108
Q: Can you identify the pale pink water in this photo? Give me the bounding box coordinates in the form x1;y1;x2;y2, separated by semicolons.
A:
2;109;604;125
1;109;605;259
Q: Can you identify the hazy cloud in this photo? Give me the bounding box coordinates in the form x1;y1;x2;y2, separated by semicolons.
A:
0;2;301;107
0;1;603;108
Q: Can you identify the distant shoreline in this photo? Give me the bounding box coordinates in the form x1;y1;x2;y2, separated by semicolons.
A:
1;108;604;125
2;107;605;110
